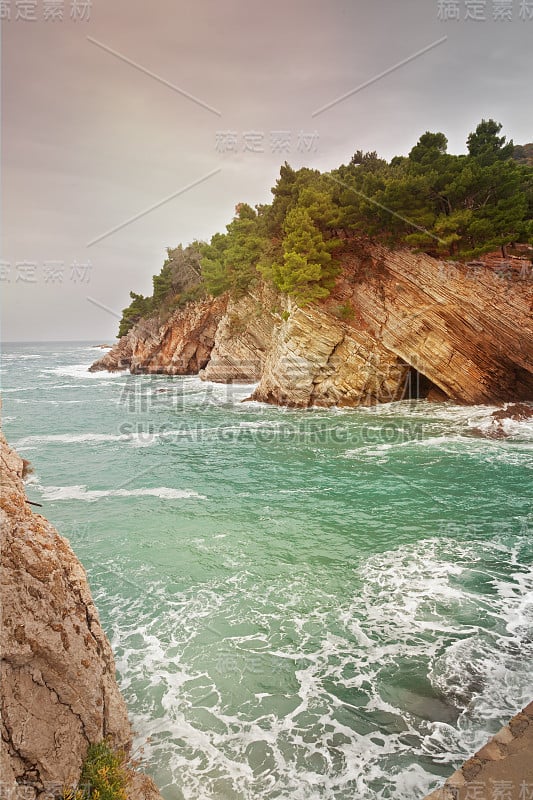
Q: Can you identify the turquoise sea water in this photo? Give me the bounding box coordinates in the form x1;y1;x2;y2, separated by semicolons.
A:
2;341;532;800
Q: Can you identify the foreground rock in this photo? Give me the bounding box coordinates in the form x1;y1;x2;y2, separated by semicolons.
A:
0;433;162;799
90;241;533;407
424;701;533;799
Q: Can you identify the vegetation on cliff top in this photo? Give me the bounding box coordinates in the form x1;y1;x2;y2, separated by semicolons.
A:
118;243;205;337
118;120;533;337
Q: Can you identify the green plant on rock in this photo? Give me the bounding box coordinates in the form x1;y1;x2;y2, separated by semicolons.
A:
62;740;130;800
115;118;532;339
332;303;354;321
201;204;269;296
117;292;153;338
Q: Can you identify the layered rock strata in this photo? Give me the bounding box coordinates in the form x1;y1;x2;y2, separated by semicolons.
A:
90;297;227;375
90;242;533;407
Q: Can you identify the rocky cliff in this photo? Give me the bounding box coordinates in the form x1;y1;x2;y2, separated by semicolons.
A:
0;433;162;799
90;241;533;407
91;297;227;376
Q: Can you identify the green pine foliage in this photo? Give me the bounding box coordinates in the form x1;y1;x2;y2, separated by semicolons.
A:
117;292;152;338
270;206;340;306
117;120;532;336
201;204;269;296
117;242;204;337
332;119;531;257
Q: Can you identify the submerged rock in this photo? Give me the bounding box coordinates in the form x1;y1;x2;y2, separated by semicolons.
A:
470;402;533;439
491;402;533;422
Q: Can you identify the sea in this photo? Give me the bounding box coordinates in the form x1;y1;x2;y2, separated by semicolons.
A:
1;340;532;800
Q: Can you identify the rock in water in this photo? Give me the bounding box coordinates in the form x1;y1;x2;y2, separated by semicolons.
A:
89;297;227;375
470;402;533;438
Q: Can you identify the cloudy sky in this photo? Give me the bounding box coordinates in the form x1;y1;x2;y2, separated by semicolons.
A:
2;0;532;341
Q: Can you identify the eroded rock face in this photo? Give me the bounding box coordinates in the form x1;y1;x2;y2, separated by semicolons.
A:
90;298;227;375
0;434;161;800
88;331;136;372
200;285;279;383
325;244;533;404
423;701;533;800
90;242;533;407
250;302;409;407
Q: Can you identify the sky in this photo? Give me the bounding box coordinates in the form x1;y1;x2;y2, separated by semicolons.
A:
2;0;532;341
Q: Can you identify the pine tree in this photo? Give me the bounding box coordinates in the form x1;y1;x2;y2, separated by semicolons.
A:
272;207;340;305
201;205;268;296
467;119;514;165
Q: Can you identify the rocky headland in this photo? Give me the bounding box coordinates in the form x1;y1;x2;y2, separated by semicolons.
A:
90;242;533;408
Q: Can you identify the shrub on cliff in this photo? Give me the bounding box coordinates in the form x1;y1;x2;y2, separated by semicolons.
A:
118;243;204;336
62;740;129;800
332;119;531;257
118;292;153;338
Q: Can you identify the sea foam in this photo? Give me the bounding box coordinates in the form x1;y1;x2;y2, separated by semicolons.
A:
39;485;207;501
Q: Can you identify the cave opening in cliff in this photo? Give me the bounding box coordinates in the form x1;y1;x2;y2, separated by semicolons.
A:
402;366;444;400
